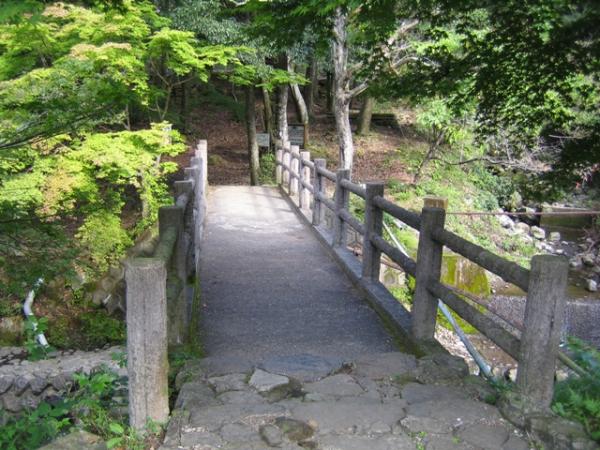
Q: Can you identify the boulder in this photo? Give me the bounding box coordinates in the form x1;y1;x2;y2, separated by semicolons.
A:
548;231;561;242
514;222;530;234
39;430;106;450
530;226;546;240
586;279;598;293
498;215;514;229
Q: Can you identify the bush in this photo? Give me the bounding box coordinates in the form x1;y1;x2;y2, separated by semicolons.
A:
553;337;600;442
259;152;276;185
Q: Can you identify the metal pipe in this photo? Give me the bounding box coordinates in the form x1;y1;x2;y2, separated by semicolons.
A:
23;278;49;347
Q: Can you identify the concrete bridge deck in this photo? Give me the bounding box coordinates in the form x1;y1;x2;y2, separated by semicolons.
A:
199;185;395;362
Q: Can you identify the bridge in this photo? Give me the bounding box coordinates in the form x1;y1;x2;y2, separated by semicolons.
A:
124;140;579;449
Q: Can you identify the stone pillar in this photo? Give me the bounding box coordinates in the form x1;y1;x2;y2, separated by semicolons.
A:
411;200;446;341
333;169;350;247
290;145;300;196
517;254;569;410
125;258;169;430
362;182;384;280
276;149;283;185
312;159;326;226
299;151;311;209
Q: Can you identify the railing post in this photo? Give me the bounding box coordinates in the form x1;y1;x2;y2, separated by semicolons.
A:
362;182;384;280
282;145;291;187
276;149;283;185
516;255;568;411
333;169;350;247
411;199;446;341
299;151;311;209
125;258;169;430
312;159;326;226
290;145;299;196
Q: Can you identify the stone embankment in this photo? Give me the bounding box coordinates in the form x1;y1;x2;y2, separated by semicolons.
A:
162;352;533;450
0;345;125;414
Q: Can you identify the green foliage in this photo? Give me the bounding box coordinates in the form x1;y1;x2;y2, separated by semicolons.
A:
79;310;126;348
258;152;276;185
0;367;156;450
24;316;53;361
553;337;600;441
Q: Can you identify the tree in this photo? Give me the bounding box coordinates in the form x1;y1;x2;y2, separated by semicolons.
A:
244;0;419;173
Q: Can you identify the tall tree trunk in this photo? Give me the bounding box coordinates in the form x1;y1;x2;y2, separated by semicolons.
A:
357;96;374;135
304;57;318;116
326;71;334;112
276;54;290;145
332;7;354;172
262;86;273;140
245;86;259;185
290;82;310;147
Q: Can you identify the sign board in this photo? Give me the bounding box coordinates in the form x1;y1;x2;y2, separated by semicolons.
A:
256;133;270;148
289;124;305;147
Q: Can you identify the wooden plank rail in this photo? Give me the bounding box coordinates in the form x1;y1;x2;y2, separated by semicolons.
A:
275;143;570;412
125;140;208;431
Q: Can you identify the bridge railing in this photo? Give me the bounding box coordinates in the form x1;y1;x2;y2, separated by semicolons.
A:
276;143;568;413
125;140;208;430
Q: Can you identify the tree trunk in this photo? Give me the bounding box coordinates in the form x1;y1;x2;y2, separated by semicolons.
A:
332;7;354;172
357;96;374;135
290;82;310;146
304;57;318;116
245;86;260;186
326;71;334;112
262;86;273;140
276;54;290;145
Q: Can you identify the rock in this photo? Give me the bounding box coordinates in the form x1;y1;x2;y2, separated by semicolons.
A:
0;375;14;395
515;222;530;234
274;417;314;442
569;257;582;269
517;206;537;225
498;215;514;229
352;352;417;380
318;434;414;450
291;397;407;435
527;414;598;450
198;355;254;377
219;390;265;405
416;353;469;384
406;398;502;432
259;354;344;383
582;254;596;267
39;430;106;450
549;231;561;242
530;226;546;240
507;192;523;211
249;369;290;393
175;382;219;409
514;222;530;234
220;422;257;443
259;424;283;447
586;279;598;292
303;374;364;398
457;423;509;450
208;373;247;393
401;382;470;404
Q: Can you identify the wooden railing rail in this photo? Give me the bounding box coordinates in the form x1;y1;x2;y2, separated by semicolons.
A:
125;140;208;430
276;143;569;412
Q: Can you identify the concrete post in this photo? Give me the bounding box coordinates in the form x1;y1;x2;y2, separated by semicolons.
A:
333;169;350;247
290;145;300;196
276;149;283;185
362;182;384;280
158;205;184;274
282;148;290;187
125;258;169;430
517;255;569;410
411;202;446;341
312;159;326;226
299;151;311;209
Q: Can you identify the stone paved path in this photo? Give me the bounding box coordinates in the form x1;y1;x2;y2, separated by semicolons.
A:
199;186;395;361
162;352;531;450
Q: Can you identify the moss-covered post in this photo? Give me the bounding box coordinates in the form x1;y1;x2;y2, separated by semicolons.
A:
517;255;568;410
333;169;350;247
299;151;311;209
362;182;384;280
312;159;326;226
125;258;169;431
411;197;446;341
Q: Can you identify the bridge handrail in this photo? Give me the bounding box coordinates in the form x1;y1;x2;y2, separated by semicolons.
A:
276;143;568;412
124;140;208;431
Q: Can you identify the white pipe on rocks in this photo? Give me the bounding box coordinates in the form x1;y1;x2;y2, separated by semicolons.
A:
23;278;49;347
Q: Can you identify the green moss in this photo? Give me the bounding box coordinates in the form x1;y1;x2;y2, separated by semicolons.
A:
208;154;226;166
